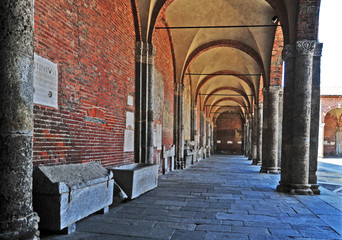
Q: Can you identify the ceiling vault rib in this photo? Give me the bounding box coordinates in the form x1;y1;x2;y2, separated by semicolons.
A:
156;24;280;30
186;73;261;76
200;94;254;96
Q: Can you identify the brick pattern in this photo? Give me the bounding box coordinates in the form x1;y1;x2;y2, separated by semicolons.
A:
269;24;284;86
321;96;342;123
33;0;136;166
296;0;321;40
216;113;243;154
153;18;175;150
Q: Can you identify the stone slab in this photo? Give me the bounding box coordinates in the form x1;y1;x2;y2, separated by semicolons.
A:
108;164;158;199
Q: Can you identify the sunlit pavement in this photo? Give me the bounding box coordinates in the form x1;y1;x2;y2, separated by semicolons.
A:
41;155;342;240
318;157;342;195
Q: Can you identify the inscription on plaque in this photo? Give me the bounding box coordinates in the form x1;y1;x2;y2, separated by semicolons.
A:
124;111;134;152
33;54;58;108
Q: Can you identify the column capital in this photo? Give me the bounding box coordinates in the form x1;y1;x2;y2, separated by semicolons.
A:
282;44;295;60
295;40;316;55
174;82;184;93
268;85;282;94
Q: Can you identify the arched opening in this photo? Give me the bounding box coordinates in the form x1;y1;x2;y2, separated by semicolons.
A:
324;108;342;157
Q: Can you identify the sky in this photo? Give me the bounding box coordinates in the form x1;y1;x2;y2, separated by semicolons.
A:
319;0;342;87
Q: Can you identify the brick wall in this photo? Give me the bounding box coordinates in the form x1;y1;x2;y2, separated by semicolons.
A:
153;17;175;169
215;113;243;154
33;0;136;166
269;24;284;86
321;96;342;123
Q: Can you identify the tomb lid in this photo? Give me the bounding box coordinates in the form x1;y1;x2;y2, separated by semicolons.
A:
34;162;113;194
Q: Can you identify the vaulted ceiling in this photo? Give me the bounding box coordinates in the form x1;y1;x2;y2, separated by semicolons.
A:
135;0;299;122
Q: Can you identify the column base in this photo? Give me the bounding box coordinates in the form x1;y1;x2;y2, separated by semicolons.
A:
0;212;39;240
260;167;279;174
310;184;321;195
277;183;313;195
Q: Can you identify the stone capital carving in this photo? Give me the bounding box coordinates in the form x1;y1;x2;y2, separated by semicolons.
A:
295;40;316;55
282;44;295;60
314;43;323;57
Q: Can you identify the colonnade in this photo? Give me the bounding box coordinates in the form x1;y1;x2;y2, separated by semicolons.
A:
243;41;323;195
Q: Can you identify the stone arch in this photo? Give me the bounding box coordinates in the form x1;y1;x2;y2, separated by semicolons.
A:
130;0;141;41
182;40;265;88
149;0;290;44
195;70;256;101
323;108;342;157
203;87;251;112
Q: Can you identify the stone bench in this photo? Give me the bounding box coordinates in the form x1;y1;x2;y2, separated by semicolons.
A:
162;145;175;174
33;162;114;234
107;163;158;199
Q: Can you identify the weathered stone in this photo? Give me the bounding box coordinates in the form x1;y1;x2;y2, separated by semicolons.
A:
33;162;114;232
112;181;128;205
108;163;158;199
260;86;281;174
309;43;323;194
162;145;175;173
0;0;39;239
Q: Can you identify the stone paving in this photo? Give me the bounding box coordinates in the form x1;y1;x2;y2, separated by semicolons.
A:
41;155;342;240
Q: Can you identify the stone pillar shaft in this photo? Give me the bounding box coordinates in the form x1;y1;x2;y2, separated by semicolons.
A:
252;104;258;164
135;42;143;163
289;40;315;195
147;45;156;165
261;88;269;168
261;86;281;174
278;41;317;195
256;103;263;165
0;0;39;238
278;44;295;191
309;43;323;194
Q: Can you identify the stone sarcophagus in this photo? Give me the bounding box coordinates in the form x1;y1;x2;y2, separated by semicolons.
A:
162;145;175;174
184;141;195;167
33;162;114;233
107;163;158;199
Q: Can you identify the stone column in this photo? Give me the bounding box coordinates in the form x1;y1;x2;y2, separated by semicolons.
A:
287;40;316;195
213;123;217;153
193;103;198;162
278;89;284;170
256;103;263;165
277;45;295;192
261;86;281;174
147;44;156;164
135;42;143;163
139;42;149;163
261;88;269;169
309;43;323;194
179;84;185;168
245;119;250;157
0;0;39;239
252;104;258;164
243;122;247;156
248;114;253;160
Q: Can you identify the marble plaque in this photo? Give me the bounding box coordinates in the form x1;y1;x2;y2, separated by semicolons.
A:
126;112;134;129
156;124;162;150
124;129;134;152
33;54;58;108
127;96;133;106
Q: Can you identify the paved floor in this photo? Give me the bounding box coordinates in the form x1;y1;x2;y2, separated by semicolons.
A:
42;155;342;240
318;158;342;195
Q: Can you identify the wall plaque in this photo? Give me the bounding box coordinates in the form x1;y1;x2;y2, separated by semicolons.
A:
33;54;58;108
124;111;135;152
